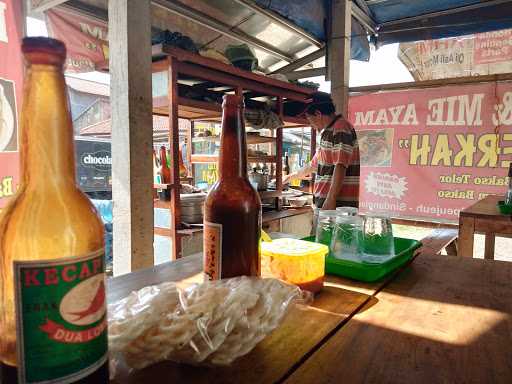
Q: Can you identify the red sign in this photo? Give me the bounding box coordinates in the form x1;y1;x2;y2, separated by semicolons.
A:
399;28;512;81
46;7;108;73
348;82;512;222
0;0;23;208
474;29;512;65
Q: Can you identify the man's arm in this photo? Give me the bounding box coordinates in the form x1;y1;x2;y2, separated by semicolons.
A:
282;163;314;184
322;164;346;210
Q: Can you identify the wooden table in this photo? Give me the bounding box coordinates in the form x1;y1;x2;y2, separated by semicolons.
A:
459;194;512;259
108;252;512;383
284;254;512;384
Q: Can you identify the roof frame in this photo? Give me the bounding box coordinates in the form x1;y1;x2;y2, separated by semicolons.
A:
151;0;296;63
270;47;326;74
230;0;323;47
380;0;512;28
59;0;375;76
352;1;377;33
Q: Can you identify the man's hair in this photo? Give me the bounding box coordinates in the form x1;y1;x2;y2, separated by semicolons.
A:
304;92;336;116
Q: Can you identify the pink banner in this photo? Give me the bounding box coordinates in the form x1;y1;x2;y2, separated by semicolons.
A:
46;7;108;73
0;0;23;208
348;82;512;222
474;30;512;65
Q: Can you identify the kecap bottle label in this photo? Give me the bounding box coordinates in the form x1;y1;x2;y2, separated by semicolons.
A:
14;250;107;384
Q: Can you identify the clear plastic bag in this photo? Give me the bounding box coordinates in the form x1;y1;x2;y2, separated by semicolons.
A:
108;276;311;376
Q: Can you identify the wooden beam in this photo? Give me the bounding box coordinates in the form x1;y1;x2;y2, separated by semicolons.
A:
391;217;458;229
350;73;512;94
176;61;310;101
285;67;327;80
29;0;69;12
329;0;351;116
271;48;326;75
168;57;183;260
380;0;510;28
351;0;377;33
276;97;284;211
484;234;495;260
110;0;154;275
151;0;295;63
458;216;475;258
62;0;108;22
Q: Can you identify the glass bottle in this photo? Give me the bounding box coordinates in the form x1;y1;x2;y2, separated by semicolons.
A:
284;151;290;175
203;95;261;280
0;37;108;383
159;145;170;184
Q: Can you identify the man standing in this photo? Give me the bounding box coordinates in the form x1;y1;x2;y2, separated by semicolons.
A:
284;92;360;210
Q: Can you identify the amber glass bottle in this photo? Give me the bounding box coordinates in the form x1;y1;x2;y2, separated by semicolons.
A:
203;95;261;280
0;38;108;383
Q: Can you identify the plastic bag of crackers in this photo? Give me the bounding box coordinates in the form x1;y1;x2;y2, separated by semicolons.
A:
108;276;312;376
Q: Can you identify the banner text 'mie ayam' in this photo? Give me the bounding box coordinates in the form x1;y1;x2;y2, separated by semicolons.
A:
354;91;512;168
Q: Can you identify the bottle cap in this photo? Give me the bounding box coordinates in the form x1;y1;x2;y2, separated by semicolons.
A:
22;37;66;66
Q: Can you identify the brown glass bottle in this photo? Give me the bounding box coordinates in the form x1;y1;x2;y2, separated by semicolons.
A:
284;151;290;175
159;146;170;184
203;95;261;279
0;38;108;383
178;145;188;178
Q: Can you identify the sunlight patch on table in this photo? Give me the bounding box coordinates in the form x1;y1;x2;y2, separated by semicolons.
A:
357;293;508;345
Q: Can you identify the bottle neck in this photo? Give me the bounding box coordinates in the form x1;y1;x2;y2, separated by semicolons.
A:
21;64;76;188
218;103;247;179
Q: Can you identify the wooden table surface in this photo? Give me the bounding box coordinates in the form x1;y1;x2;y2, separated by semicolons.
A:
108;252;512;383
460;194;510;220
284;254;512;384
459;194;512;259
108;253;387;384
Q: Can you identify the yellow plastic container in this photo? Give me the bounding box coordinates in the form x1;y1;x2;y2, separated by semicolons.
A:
261;238;328;293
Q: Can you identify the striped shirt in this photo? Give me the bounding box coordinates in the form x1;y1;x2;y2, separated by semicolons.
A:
311;115;360;208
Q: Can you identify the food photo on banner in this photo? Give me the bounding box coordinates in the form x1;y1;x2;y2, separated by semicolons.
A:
349;81;512;223
0;0;23;208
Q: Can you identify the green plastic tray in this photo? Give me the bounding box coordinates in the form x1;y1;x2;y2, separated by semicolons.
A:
302;236;421;282
497;201;512;215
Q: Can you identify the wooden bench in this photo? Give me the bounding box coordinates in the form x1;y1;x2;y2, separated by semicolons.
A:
416;228;458;256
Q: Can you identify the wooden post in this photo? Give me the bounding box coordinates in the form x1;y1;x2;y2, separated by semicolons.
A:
276;97;284;210
310;127;316;194
168;57;182;260
458;216;475;257
109;0;154;275
484;233;495;260
329;0;351;116
185;120;194;177
189;121;195;181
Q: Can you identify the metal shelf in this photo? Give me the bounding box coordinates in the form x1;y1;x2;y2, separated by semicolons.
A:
191;134;276;145
191;154;276;163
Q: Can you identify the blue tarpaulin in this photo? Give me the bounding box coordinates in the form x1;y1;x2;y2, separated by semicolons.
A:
371;0;512;46
253;0;512;60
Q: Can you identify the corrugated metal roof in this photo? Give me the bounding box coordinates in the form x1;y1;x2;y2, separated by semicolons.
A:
79;115;189;137
66;76;110;97
58;0;512;72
